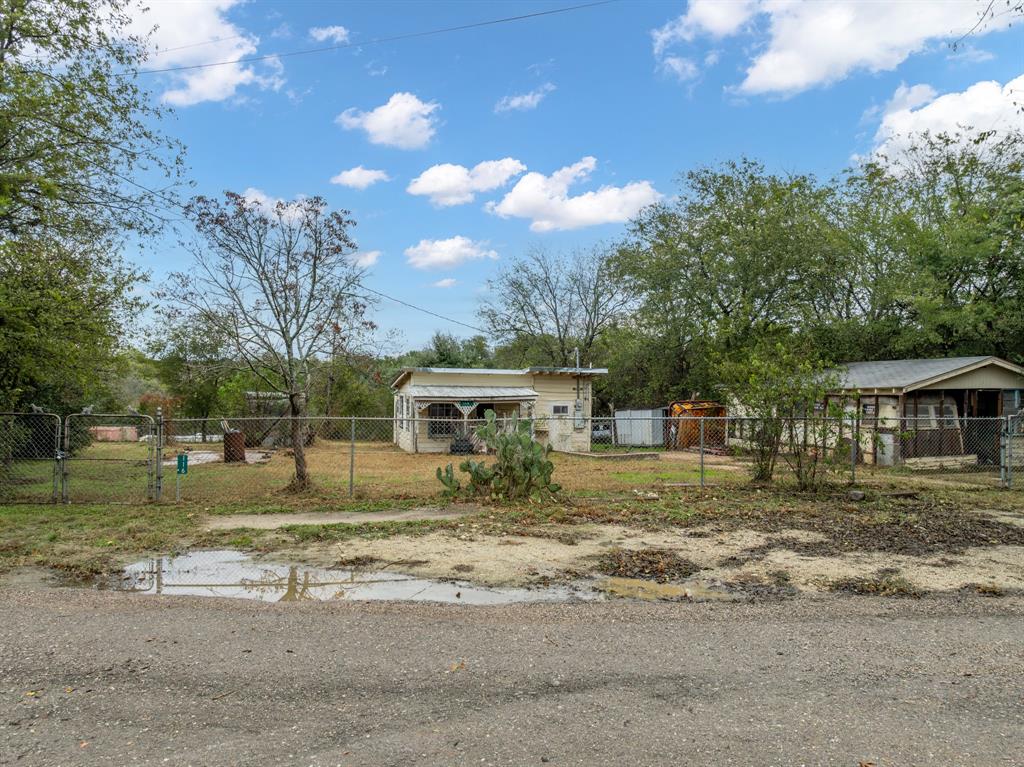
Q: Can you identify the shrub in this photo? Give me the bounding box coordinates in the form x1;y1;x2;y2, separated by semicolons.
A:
436;410;560;500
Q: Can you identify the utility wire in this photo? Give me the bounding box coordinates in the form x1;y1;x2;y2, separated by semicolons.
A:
355;282;491;335
128;1;615;77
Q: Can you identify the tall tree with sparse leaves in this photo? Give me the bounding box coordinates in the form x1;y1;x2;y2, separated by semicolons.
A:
160;192;376;490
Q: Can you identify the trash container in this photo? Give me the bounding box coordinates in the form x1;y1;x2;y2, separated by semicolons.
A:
224;431;246;463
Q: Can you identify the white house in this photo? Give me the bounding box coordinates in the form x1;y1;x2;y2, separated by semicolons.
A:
390;366;607;453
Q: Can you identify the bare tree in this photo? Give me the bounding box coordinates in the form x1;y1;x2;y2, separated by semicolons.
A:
479;246;631;366
161;192;375;489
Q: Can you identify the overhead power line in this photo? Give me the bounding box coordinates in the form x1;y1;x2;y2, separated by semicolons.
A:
128;0;616;77
355;282;490;335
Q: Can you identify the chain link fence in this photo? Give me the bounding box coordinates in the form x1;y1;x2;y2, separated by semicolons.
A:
62;413;157;503
0;412;61;503
1;412;1020;504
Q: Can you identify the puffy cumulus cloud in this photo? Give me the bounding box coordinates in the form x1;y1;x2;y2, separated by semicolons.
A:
738;1;998;96
129;0;284;107
330;166;391;189
337;93;440;150
407;158;526;207
349;250;381;268
432;278;457;288
652;0;757;55
652;1;1012;97
871;75;1024;161
494;83;556;113
486;157;662;232
309;25;350;43
404;236;499;270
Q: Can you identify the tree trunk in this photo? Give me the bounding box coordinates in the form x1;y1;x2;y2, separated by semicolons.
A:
289;394;309;490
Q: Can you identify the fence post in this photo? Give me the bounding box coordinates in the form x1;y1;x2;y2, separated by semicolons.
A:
155;408;164;502
850;414;857;485
1006;415;1013;490
61;417;70;504
349;415;355;498
50;415;59;504
699;418;705;489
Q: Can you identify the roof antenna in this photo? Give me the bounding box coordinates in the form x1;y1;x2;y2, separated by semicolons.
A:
575;346;580;370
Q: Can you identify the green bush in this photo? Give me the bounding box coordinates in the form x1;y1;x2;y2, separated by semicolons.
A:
436;410;560;500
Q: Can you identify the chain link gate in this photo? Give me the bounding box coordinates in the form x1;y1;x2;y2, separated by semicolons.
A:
62;413;157;503
0;412;61;503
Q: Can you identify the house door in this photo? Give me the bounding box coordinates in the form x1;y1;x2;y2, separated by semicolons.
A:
967;390;1001;465
976;390;1000;417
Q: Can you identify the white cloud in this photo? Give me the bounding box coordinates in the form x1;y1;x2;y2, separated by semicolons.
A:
337;92;440;150
240;187;305;221
741;2;995;95
486;157;662;232
432;278;457;288
652;0;757;55
309;25;350;43
129;0;284;107
885;83;939;114
330;166;391;189
350;250;381;268
871;75;1024;161
652;1;1013;97
404;237;499;270
659;56;699;82
650;1;755;85
407;158;526;207
494;83;556;113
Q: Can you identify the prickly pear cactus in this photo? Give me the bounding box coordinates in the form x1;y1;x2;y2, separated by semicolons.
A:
435;409;560;499
436;463;461;497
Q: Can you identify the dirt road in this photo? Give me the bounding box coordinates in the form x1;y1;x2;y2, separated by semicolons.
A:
1;586;1022;766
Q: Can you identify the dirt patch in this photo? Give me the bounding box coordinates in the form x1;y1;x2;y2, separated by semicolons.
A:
203;505;478;531
595;548;702;583
332;555;382;568
830;569;923;598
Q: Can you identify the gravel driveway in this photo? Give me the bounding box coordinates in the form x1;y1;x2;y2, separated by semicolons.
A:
1;586;1022;766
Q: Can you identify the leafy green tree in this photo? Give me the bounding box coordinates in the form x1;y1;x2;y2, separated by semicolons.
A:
612;159;833;402
0;0;184;244
0;238;141;411
148;316;233;431
718;341;841;485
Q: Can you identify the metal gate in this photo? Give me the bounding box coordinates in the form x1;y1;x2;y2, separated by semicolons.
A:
0;412;61;503
62;413;157;503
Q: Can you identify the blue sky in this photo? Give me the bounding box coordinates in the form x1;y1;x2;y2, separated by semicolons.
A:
131;0;1024;350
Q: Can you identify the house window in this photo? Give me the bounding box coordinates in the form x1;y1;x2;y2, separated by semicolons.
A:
427;403;460;439
551;404;570;416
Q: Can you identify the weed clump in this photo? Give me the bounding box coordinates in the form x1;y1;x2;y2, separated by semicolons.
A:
597;548;702;583
830;569;922;598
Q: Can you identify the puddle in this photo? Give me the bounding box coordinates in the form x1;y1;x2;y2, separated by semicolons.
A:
161;450;272;467
103;550;603;605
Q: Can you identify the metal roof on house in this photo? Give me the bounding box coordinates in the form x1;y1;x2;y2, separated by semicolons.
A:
836;356;1024;392
402;385;538;400
391;366;607;389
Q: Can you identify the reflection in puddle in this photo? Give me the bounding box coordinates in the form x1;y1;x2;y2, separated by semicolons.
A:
106;550;603;605
598;576;741;602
